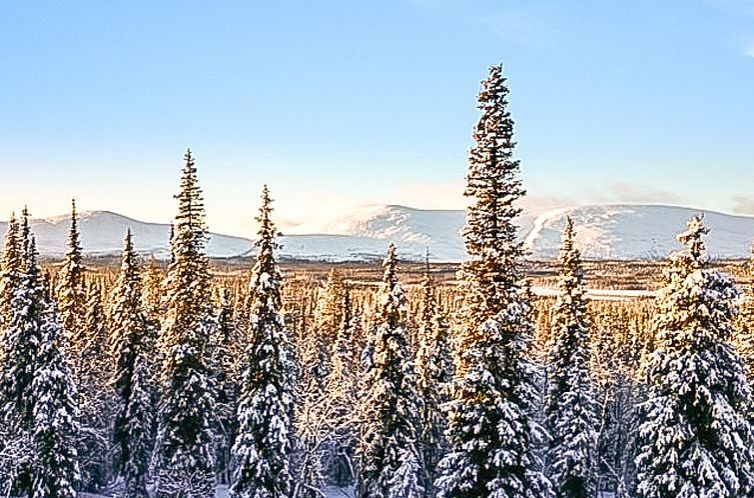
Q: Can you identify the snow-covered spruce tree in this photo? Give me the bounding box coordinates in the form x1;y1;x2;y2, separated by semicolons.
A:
323;285;359;486
545;217;597;498
231;185;296;498
294;319;332;496
141;259;166;324
436;64;550;498
138;259;163;388
298;269;346;421
386;447;424;498
210;287;242;485
121;351;153;498
153;150;217;498
56;198;86;350
293;383;326;498
0;209;41;495
591;309;644;498
109;231;154;498
0;212;25;489
315;268;347;354
4;231;80;498
77;282;114;490
414;256;453;498
636;215;754;498
356;243;423;498
31;238;80;498
0;212;23;324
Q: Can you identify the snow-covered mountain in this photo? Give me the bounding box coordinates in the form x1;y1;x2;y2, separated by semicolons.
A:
20;211;253;259
525;204;754;260
10;204;754;262
282;203;754;261
286;205;471;261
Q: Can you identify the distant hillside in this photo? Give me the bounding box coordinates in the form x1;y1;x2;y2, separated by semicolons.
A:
524;204;754;260
9;204;754;262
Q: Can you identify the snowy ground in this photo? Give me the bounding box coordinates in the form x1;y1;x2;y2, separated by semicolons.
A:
531;286;656;301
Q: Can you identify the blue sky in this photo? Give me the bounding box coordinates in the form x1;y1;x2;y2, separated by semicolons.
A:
0;0;753;235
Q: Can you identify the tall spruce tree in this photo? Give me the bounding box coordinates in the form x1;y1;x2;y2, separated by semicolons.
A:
153;150;217;498
210;287;242;485
77;282;114;490
57;199;86;349
636;216;754;498
436;64;550;498
322;285;359;486
545;218;597;498
315;268;347;355
0;208;41;494
139;259;163;388
294;271;341;479
0;212;23;324
109;231;154;498
121;352;153;498
30;239;80;498
414;256;453;498
2;224;80;498
356;243;423;498
232;185;296;498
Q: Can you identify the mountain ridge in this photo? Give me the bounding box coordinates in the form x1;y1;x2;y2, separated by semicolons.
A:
6;204;754;262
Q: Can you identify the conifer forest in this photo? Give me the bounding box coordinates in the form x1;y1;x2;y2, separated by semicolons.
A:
3;64;754;498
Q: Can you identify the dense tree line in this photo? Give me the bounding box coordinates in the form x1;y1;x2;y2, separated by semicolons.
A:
1;64;754;498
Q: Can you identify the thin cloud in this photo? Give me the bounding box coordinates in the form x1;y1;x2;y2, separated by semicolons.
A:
518;194;575;215
595;182;683;204
732;196;754;215
390;181;465;210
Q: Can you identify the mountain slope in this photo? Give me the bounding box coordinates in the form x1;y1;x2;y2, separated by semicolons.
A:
25;211;252;258
6;204;754;261
524;204;754;260
287;205;469;261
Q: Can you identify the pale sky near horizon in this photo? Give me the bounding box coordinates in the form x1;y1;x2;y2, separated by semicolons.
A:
1;0;753;236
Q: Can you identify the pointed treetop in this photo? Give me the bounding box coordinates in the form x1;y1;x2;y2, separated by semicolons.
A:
69;198;78;234
65;197;82;256
462;63;525;276
383;242;398;288
477;64;508;110
121;229;136;270
21;205;31;256
254;184;281;274
562;216;575;251
174;148;206;240
2;212;22;270
676;214;709;269
25;233;40;276
256;185;277;239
